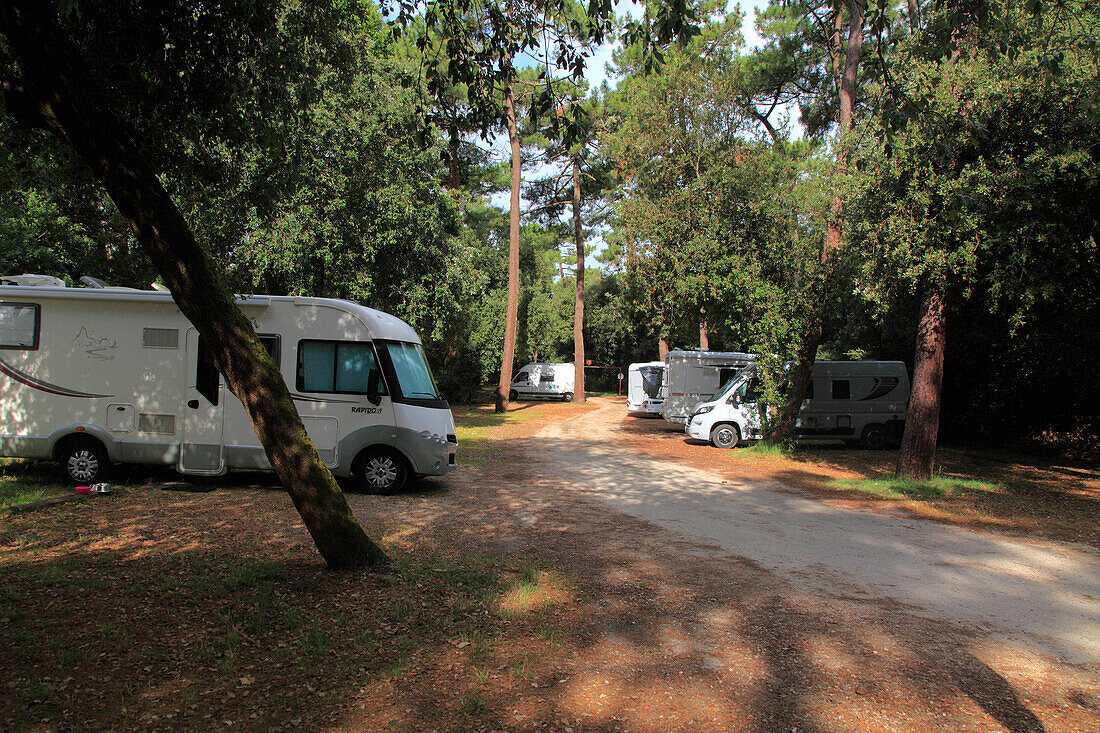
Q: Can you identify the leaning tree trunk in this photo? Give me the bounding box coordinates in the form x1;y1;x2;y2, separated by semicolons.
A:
0;1;386;570
896;286;946;479
495;77;522;413
571;156;586;403
771;0;866;442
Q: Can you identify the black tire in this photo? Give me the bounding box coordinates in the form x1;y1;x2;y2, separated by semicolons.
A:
860;424;887;450
353;448;409;494
58;437;110;485
710;423;741;449
508;389;519;401
562;392;573;402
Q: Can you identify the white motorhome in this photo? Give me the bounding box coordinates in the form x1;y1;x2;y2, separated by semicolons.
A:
626;361;665;416
508;362;575;401
0;278;457;493
661;350;756;424
685;360;910;449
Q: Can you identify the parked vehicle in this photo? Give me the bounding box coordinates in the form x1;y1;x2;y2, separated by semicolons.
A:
0;277;457;493
660;350;756;424
508;363;575;401
685;360;910;449
626;361;665;417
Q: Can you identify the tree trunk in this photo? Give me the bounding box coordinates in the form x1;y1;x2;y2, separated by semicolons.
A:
571;157;585;403
699;307;709;350
772;0;866;442
0;1;386;570
658;336;669;361
495;78;522;413
896;287;946;480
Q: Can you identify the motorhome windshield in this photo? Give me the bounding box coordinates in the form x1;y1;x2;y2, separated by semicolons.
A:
715;365;756;402
377;341;443;403
639;366;663;399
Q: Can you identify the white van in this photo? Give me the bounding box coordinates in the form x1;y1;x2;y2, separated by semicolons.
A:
0;278;457;492
685;360;910;449
661;350;756;424
508;362;575;401
626;361;665;416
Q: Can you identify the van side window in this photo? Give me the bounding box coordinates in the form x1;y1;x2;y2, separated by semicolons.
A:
258;335;281;368
512;372;529;384
805;380;814;400
832;380;851;400
539;373;554;383
297;340;386;395
719;367;738;385
196;337;220;406
0;303;39;349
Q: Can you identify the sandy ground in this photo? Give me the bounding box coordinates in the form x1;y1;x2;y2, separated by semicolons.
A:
538;399;1100;665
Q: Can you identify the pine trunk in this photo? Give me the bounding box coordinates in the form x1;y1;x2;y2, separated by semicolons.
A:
0;1;386;570
896;287;946;480
699;307;709;350
496;80;522;413
571;157;585;402
773;0;865;442
658;336;669;361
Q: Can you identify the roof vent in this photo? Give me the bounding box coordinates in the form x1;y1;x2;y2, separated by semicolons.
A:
1;274;66;287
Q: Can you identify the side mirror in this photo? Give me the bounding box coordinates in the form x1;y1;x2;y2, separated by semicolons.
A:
367;369;383;406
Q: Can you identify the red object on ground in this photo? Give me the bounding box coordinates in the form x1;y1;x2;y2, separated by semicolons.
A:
75;486;91;494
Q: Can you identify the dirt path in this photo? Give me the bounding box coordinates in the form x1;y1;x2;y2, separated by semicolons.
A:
536;399;1100;665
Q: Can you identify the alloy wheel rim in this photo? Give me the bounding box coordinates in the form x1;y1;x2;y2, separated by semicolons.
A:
68;450;98;482
366;457;397;488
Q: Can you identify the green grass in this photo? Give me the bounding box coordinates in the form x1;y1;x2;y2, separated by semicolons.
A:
737;440;794;457
1;458;69;508
826;475;998;500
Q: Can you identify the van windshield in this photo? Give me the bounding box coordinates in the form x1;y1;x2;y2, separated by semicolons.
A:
378;341;441;400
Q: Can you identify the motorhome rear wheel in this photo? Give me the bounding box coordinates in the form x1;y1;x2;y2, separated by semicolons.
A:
561;392;573;402
710;423;741;449
58;437;110;485
860;424;887;450
353;448;409;494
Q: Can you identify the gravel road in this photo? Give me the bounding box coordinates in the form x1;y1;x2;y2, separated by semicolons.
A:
536;399;1100;664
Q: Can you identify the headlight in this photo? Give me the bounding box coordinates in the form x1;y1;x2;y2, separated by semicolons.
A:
692;405;714;417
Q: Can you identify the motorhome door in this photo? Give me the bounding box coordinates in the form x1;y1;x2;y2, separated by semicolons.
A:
180;330;226;474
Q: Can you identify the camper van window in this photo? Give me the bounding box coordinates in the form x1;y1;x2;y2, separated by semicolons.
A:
0;303;39;349
258;335;281;368
512;371;529;384
297;341;387;395
196;337;220;406
378;341;441;400
719;367;739;385
832;380;851;400
539;373;554;383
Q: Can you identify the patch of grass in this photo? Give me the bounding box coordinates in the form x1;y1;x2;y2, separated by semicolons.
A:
738;440;794;457
0;458;68;508
459;692;487;715
826;475;998;500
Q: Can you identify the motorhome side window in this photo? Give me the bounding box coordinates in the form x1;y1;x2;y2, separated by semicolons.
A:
512;372;529;384
297;340;386;395
832;380;851;400
196;337;220;406
539;373;554;383
0;303;39;349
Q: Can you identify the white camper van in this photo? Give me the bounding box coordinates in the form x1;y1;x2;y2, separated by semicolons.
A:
508;362;575;401
685;360;910;449
0;279;457;493
661;350;756;424
626;361;665;416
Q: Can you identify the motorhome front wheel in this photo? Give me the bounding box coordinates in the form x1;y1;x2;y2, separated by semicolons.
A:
710;423;741;449
353;449;409;495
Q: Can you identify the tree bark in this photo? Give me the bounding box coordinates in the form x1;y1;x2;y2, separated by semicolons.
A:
896;286;946;479
571;156;585;403
772;0;866;442
699;307;709;350
658;336;669;361
495;77;522;413
0;1;386;570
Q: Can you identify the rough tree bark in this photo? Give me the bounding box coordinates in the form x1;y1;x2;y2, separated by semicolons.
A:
769;0;866;442
0;2;386;570
658;336;669;361
699;307;709;350
571;156;585;402
495;75;522;413
896;287;946;479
